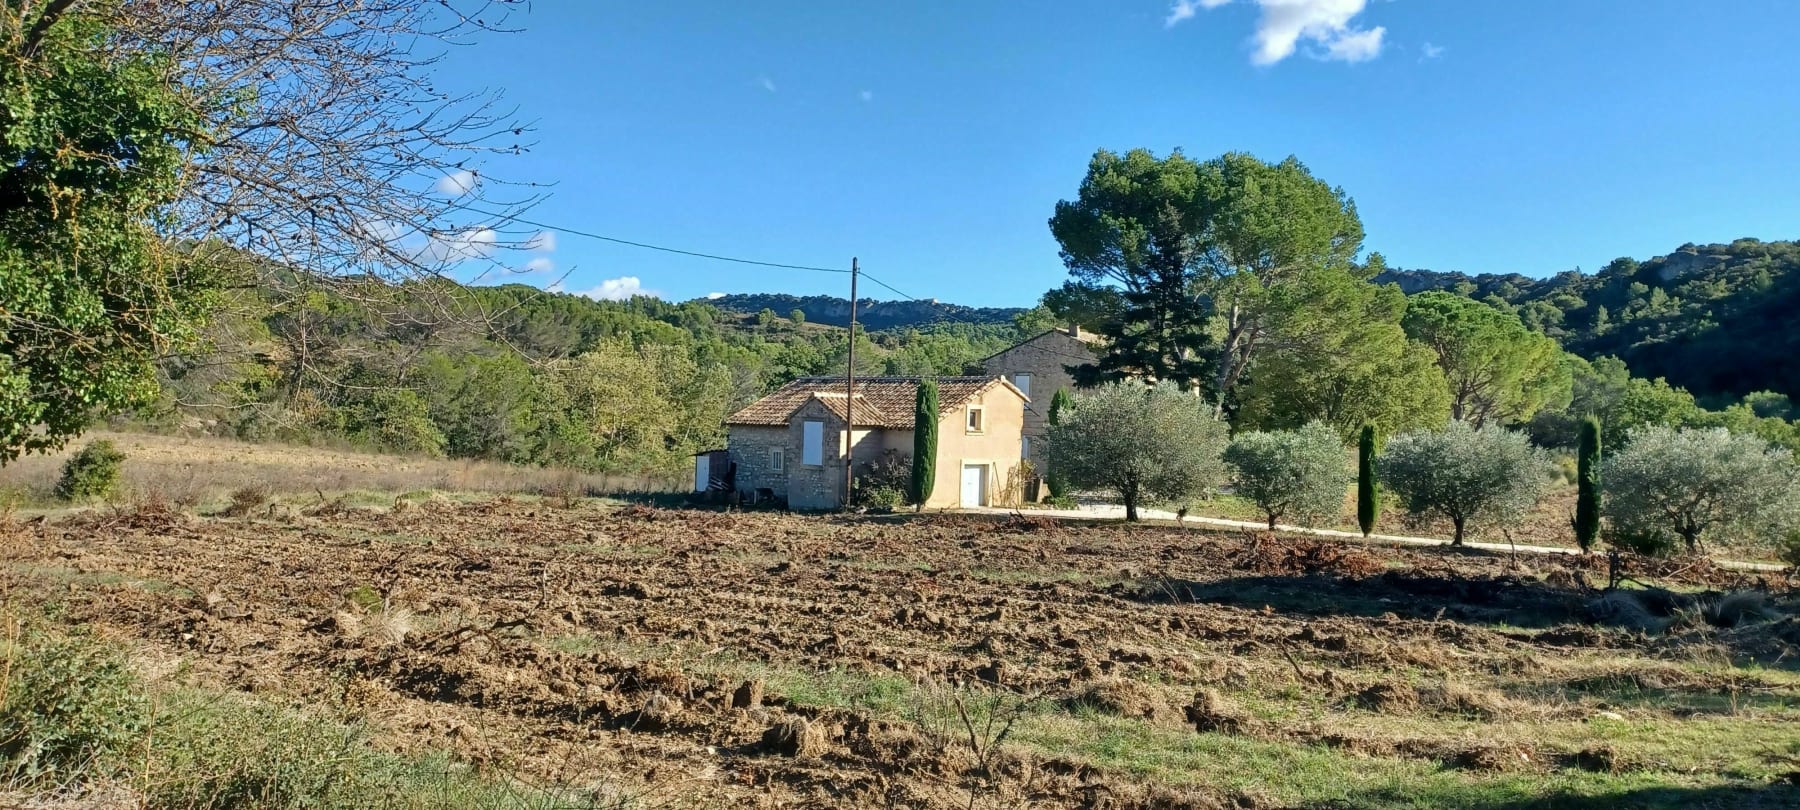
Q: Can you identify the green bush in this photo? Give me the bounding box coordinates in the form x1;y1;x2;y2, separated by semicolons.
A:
1603;426;1799;556
1378;421;1553;546
1780;530;1800;570
1223;422;1348;531
857;450;912;511
1356;424;1380;537
0;627;149;783
54;439;127;502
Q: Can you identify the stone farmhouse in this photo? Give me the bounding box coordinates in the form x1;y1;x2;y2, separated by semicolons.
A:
722;376;1028;510
979;325;1102;477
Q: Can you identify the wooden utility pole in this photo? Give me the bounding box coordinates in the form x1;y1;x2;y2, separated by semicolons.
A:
844;257;859;508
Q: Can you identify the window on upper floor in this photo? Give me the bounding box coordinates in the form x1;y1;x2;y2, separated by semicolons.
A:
1012;373;1031;400
966;405;985;434
770;447;785;472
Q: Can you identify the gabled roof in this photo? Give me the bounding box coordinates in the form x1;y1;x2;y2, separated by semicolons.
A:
727;376;1024;429
980;327;1104;364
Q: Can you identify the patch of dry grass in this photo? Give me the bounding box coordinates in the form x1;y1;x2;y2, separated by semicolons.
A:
0;431;681;512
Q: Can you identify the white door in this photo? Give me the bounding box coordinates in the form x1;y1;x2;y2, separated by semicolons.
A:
960;464;986;507
693;454;710;492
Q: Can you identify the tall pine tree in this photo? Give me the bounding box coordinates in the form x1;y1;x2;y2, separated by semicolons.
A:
1357;424;1380;537
1574;417;1601;552
911;379;938;507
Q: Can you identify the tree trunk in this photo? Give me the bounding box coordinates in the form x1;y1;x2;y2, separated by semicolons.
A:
1451;517;1466;546
1267;514;1278;531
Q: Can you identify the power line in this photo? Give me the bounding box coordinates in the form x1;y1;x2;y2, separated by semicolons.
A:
471;210;850;275
472;208;941;308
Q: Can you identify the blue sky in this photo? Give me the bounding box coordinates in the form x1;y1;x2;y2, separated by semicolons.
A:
433;1;1800;307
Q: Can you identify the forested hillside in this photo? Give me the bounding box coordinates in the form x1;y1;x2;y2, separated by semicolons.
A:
1376;238;1800;403
704;293;1025;330
150;275;1036;477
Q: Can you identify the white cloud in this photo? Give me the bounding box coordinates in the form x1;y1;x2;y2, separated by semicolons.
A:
569;276;658;301
1165;0;1229;28
859;89;873;102
705;292;727;300
434;169;479;196
419;227;498;263
1170;0;1386;66
522;230;556;252
757;75;777;93
523;257;555;274
1420;42;1445;60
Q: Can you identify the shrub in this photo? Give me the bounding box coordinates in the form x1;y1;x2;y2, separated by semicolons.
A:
1223;422;1348;530
1602;426;1800;556
0;626;149;783
856;449;912;510
1780;529;1800;570
54;439;127;502
1046;387;1075;499
1048;382;1229;521
1378;421;1553;545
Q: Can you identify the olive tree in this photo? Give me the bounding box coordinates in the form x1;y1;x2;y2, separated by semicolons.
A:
1378;421;1553;545
1603;426;1800;556
1223;422;1349;530
1047;382;1228;521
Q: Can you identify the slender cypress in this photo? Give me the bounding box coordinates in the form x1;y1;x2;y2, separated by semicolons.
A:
1357;424;1379;538
1575;416;1602;552
911;379;938;507
1046;388;1075;499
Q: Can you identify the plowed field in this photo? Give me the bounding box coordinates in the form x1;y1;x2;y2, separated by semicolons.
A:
5;500;1797;808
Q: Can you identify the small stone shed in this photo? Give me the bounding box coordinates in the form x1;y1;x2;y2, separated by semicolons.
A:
724;376;1028;510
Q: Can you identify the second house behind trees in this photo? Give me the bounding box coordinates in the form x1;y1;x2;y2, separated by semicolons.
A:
725;376;1028;510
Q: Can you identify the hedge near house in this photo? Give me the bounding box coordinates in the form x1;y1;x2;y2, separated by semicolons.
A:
911;379;938;506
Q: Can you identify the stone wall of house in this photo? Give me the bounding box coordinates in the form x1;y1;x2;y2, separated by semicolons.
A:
981;327;1098;476
727;426;789;501
786;399;850;510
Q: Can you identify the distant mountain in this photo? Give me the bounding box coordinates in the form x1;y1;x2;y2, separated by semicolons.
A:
702;293;1025;331
1380;239;1800;402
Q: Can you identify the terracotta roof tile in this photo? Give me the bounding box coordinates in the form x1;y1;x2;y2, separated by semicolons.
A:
726;376;1021;429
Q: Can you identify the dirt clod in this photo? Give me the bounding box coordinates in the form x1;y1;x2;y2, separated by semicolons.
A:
762;716;828;759
1185;689;1255;736
732;679;764;709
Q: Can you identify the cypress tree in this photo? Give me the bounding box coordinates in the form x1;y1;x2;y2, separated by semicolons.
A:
1357;424;1379;538
911;379;938;507
1046;388;1075;499
1574;416;1602;552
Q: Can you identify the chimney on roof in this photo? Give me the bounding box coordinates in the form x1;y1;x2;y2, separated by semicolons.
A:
1066;323;1083;338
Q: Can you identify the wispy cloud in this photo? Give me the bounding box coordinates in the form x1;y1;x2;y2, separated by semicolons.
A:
1168;0;1387;66
433;169;479;196
419;227;497;263
705;292;727;300
757;75;777;93
523;257;555;274
1420;42;1445;60
566;276;657;301
522;230;556;252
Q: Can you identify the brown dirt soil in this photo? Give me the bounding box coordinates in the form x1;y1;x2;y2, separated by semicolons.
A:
2;502;1794;808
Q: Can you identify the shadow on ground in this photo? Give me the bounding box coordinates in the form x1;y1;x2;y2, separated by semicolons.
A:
1328;781;1800;810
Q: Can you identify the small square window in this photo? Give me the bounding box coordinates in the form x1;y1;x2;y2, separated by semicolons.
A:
966;406;985;433
770;447;785;472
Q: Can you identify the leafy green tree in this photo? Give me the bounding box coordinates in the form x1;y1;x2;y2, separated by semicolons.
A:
1401;292;1571;427
1046;388;1075;499
1574;417;1602;552
1357;424;1379;537
1235;277;1450;436
1603;426;1799;556
756;308;777;327
1223;422;1349;530
1049;149;1364;403
55;440;127;502
1378;421;1554;545
789;309;806;325
911;379;938;506
1047;382;1229;521
533;341;678;473
0;7;217;462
